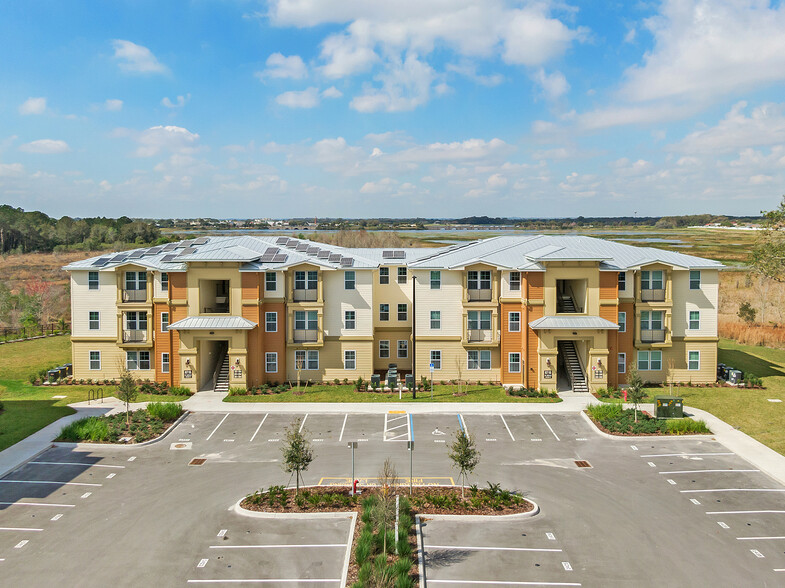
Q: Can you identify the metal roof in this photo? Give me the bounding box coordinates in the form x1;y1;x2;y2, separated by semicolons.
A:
529;316;620;330
167;316;257;330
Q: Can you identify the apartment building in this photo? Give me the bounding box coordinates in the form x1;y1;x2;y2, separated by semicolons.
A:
65;234;722;392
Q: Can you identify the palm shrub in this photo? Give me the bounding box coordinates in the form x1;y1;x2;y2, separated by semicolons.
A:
586;402;623;421
59;416;110;442
146;402;183;421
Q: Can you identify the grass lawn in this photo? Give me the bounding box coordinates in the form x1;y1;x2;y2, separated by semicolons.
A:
225;384;562;403
0;336;188;452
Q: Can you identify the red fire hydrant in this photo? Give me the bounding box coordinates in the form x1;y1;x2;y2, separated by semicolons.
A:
623;389;628;402
353;479;359;495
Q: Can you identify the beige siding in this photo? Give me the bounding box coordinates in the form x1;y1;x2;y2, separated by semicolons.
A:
412;269;462;338
287;340;374;381
671;269;719;338
72;341;155;381
372;265;413;329
71;271;118;339
323;269;374;337
635;341;717;384
416;340;500;382
186;264;243;316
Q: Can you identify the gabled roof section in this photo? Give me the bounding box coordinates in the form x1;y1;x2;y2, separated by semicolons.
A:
168;316;256;330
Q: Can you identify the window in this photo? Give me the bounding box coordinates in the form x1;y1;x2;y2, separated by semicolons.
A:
468;310;491;330
294;310;318;330
162;352;170;374
265;272;276;292
379;340;390;358
265;352;278;373
397;340;408;358
380;267;389;284
161;312;169;331
509;352;521;373
295;350;319;370
508;311;520;332
344;310;356;330
618;272;626;291
690;270;701;290
265;311;277;332
344;350;356;370
88;271;99;290
126;351;150;370
126;311;147;331
618;311;626;333
88;311;100;330
640;310;663;330
430;311;441;330
430;350;441;370
468;350;491;370
688;310;700;330
688;350;700;370
397;267;407;284
161;272;168;291
125;271;146;291
637;350;662;371
89;350;101;370
398;304;408;321
618;353;626;374
344;270;356;290
430;271;441;289
379;304;389;321
641;270;663;290
468;270;492;290
510;272;521;291
295;271;318;290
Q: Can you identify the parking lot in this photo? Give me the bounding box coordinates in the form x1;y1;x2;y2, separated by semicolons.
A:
0;410;784;586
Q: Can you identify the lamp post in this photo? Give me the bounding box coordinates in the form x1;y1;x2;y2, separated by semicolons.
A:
407;440;414;496
347;441;358;496
411;275;416;399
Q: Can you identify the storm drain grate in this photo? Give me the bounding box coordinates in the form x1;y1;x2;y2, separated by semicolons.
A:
575;460;592;468
189;458;207;466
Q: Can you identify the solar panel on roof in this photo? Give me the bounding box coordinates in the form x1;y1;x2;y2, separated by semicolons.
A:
382;251;395;259
276;237;290;245
260;254;276;262
161;254;179;262
265;247;279;255
92;258;110;267
178;247;196;255
127;251;144;259
272;254;288;263
317;250;330;259
192;237;209;245
394;251;406;259
285;240;298;248
328;253;342;262
110;254;128;262
340;257;354;267
307;246;320;255
145;246;162;255
295;243;309;252
162;243;177;252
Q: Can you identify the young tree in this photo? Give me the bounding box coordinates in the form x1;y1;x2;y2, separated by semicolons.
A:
116;370;138;427
626;367;646;423
281;417;314;495
371;458;398;557
738;301;757;324
448;427;480;499
750;196;785;282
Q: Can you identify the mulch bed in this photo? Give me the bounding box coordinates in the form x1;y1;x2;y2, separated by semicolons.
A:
586;411;711;437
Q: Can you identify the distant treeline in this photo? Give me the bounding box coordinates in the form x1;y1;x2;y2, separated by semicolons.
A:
0;205;169;254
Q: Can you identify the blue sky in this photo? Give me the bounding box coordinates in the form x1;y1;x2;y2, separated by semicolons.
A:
2;0;785;219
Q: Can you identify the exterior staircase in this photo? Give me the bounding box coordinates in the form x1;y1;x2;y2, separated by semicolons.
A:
559;340;588;393
214;354;230;393
558;294;577;313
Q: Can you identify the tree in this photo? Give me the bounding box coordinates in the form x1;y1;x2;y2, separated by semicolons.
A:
626;367;645;423
281;417;314;495
738;301;757;324
448;427;480;499
750;196;785;282
116;370;138;427
371;458;398;557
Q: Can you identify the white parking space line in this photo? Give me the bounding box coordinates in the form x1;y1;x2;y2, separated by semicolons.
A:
640;452;733;458
666;479;677;485
0;527;43;532
209;544;347;549
648;462;656;468
690;499;701;505
30;461;125;468
206;414;229;441
127;456;136;462
540;414;560;441
500;415;515;441
658;470;759;475
106;473;116;479
680;489;785;494
51;514;63;521
718;522;729;529
81;492;92;499
426;545;562;553
630;445;638;451
299;414;309;433
751;550;765;558
562;562;573;571
187;580;341;584
384;413;410;442
0;480;102;487
197;559;209;568
217;529;227;537
14;540;28;549
250;414;268;442
339;414;347;442
0;502;75;508
426;582;581;586
738;536;785;541
546;533;556;541
706;510;785;515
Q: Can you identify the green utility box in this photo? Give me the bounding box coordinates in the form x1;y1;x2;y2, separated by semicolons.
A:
655;396;683;419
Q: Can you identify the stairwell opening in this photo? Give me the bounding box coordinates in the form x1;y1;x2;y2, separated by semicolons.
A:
197;339;229;391
557;339;589;393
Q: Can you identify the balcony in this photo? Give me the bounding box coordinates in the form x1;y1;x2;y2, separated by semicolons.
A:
293;288;318;302
203;296;230;314
467;289;492;302
467;329;493;343
122;289;147;303
293;329;318;343
640;329;666;343
123;329;147;343
641;289;665;302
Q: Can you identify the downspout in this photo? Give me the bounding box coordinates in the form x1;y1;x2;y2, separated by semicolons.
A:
523;273;529;389
168;277;174;387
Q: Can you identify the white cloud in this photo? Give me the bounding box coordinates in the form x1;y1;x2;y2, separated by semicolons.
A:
360;177;397;194
276;87;321;109
531;68;569;101
162;94;191;108
486;173;508;188
624;25;636;44
260;53;308;79
111;40;168;74
350;54;434;113
131;125;201;157
0;163;24;176
19;139;70;154
320;31;379;78
321;86;343;99
446;61;504;87
104;99;123;111
502;5;587;66
19;97;46;115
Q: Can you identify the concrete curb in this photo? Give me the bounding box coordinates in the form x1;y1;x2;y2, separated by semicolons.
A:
232;496;359;520
579;410;715;442
416;514;426;587
1;444;55;479
341;511;357;588
51;410;190;450
415;498;540;521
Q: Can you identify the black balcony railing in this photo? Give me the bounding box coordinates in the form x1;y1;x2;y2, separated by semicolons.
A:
640;328;666;343
641;289;665;302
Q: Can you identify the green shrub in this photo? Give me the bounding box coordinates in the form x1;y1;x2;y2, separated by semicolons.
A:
586;403;623;421
168;386;193;396
355;530;373;564
59;416;110;442
664;418;711;435
392;556;412;577
395;576;415;588
146;402;183;421
0;400;4;412
228;386;247;396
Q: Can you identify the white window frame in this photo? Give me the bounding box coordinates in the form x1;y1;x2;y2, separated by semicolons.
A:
160;311;169;331
618;311;626;333
88;271;99;290
89;350;101;370
397;304;407;321
688;350;700;371
468;310;491;330
379;267;389;284
88;311;100;330
344;310;356;330
162;352;170;374
430;350;441;370
125;270;146;291
344;350;356;370
508;311;521;332
468;350;491;370
126;311;148;331
508;352;521;373
344;270;356;290
637;350;662;371
265;352;278;373
397;340;408;358
689;270;701;290
265;272;276;292
688;310;700;330
641;270;663;290
509;272;521;291
640;310;663;331
618;272;626;291
126;350;150;370
430;310;441;330
397;267;407;284
295;350;319;370
379;340;390;358
379;304;389;321
294;310;318;330
265;311;277;332
618;352;626;374
430;271;441;289
161;272;168;291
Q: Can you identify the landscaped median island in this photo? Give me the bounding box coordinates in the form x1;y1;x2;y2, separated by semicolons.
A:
585;403;711;436
56;402;184;444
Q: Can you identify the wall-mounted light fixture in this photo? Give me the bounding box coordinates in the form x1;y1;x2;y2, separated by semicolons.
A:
235;358;240;366
597;358;603;367
546;358;552;367
185;358;191;366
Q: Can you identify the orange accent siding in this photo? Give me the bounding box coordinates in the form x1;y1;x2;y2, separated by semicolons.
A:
616;301;635;386
527;272;544;299
242;272;260;300
154;302;170;383
599;272;618;299
527;304;543;389
500;301;523;385
169;272;187;299
262;302;286;384
169;304;187;387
